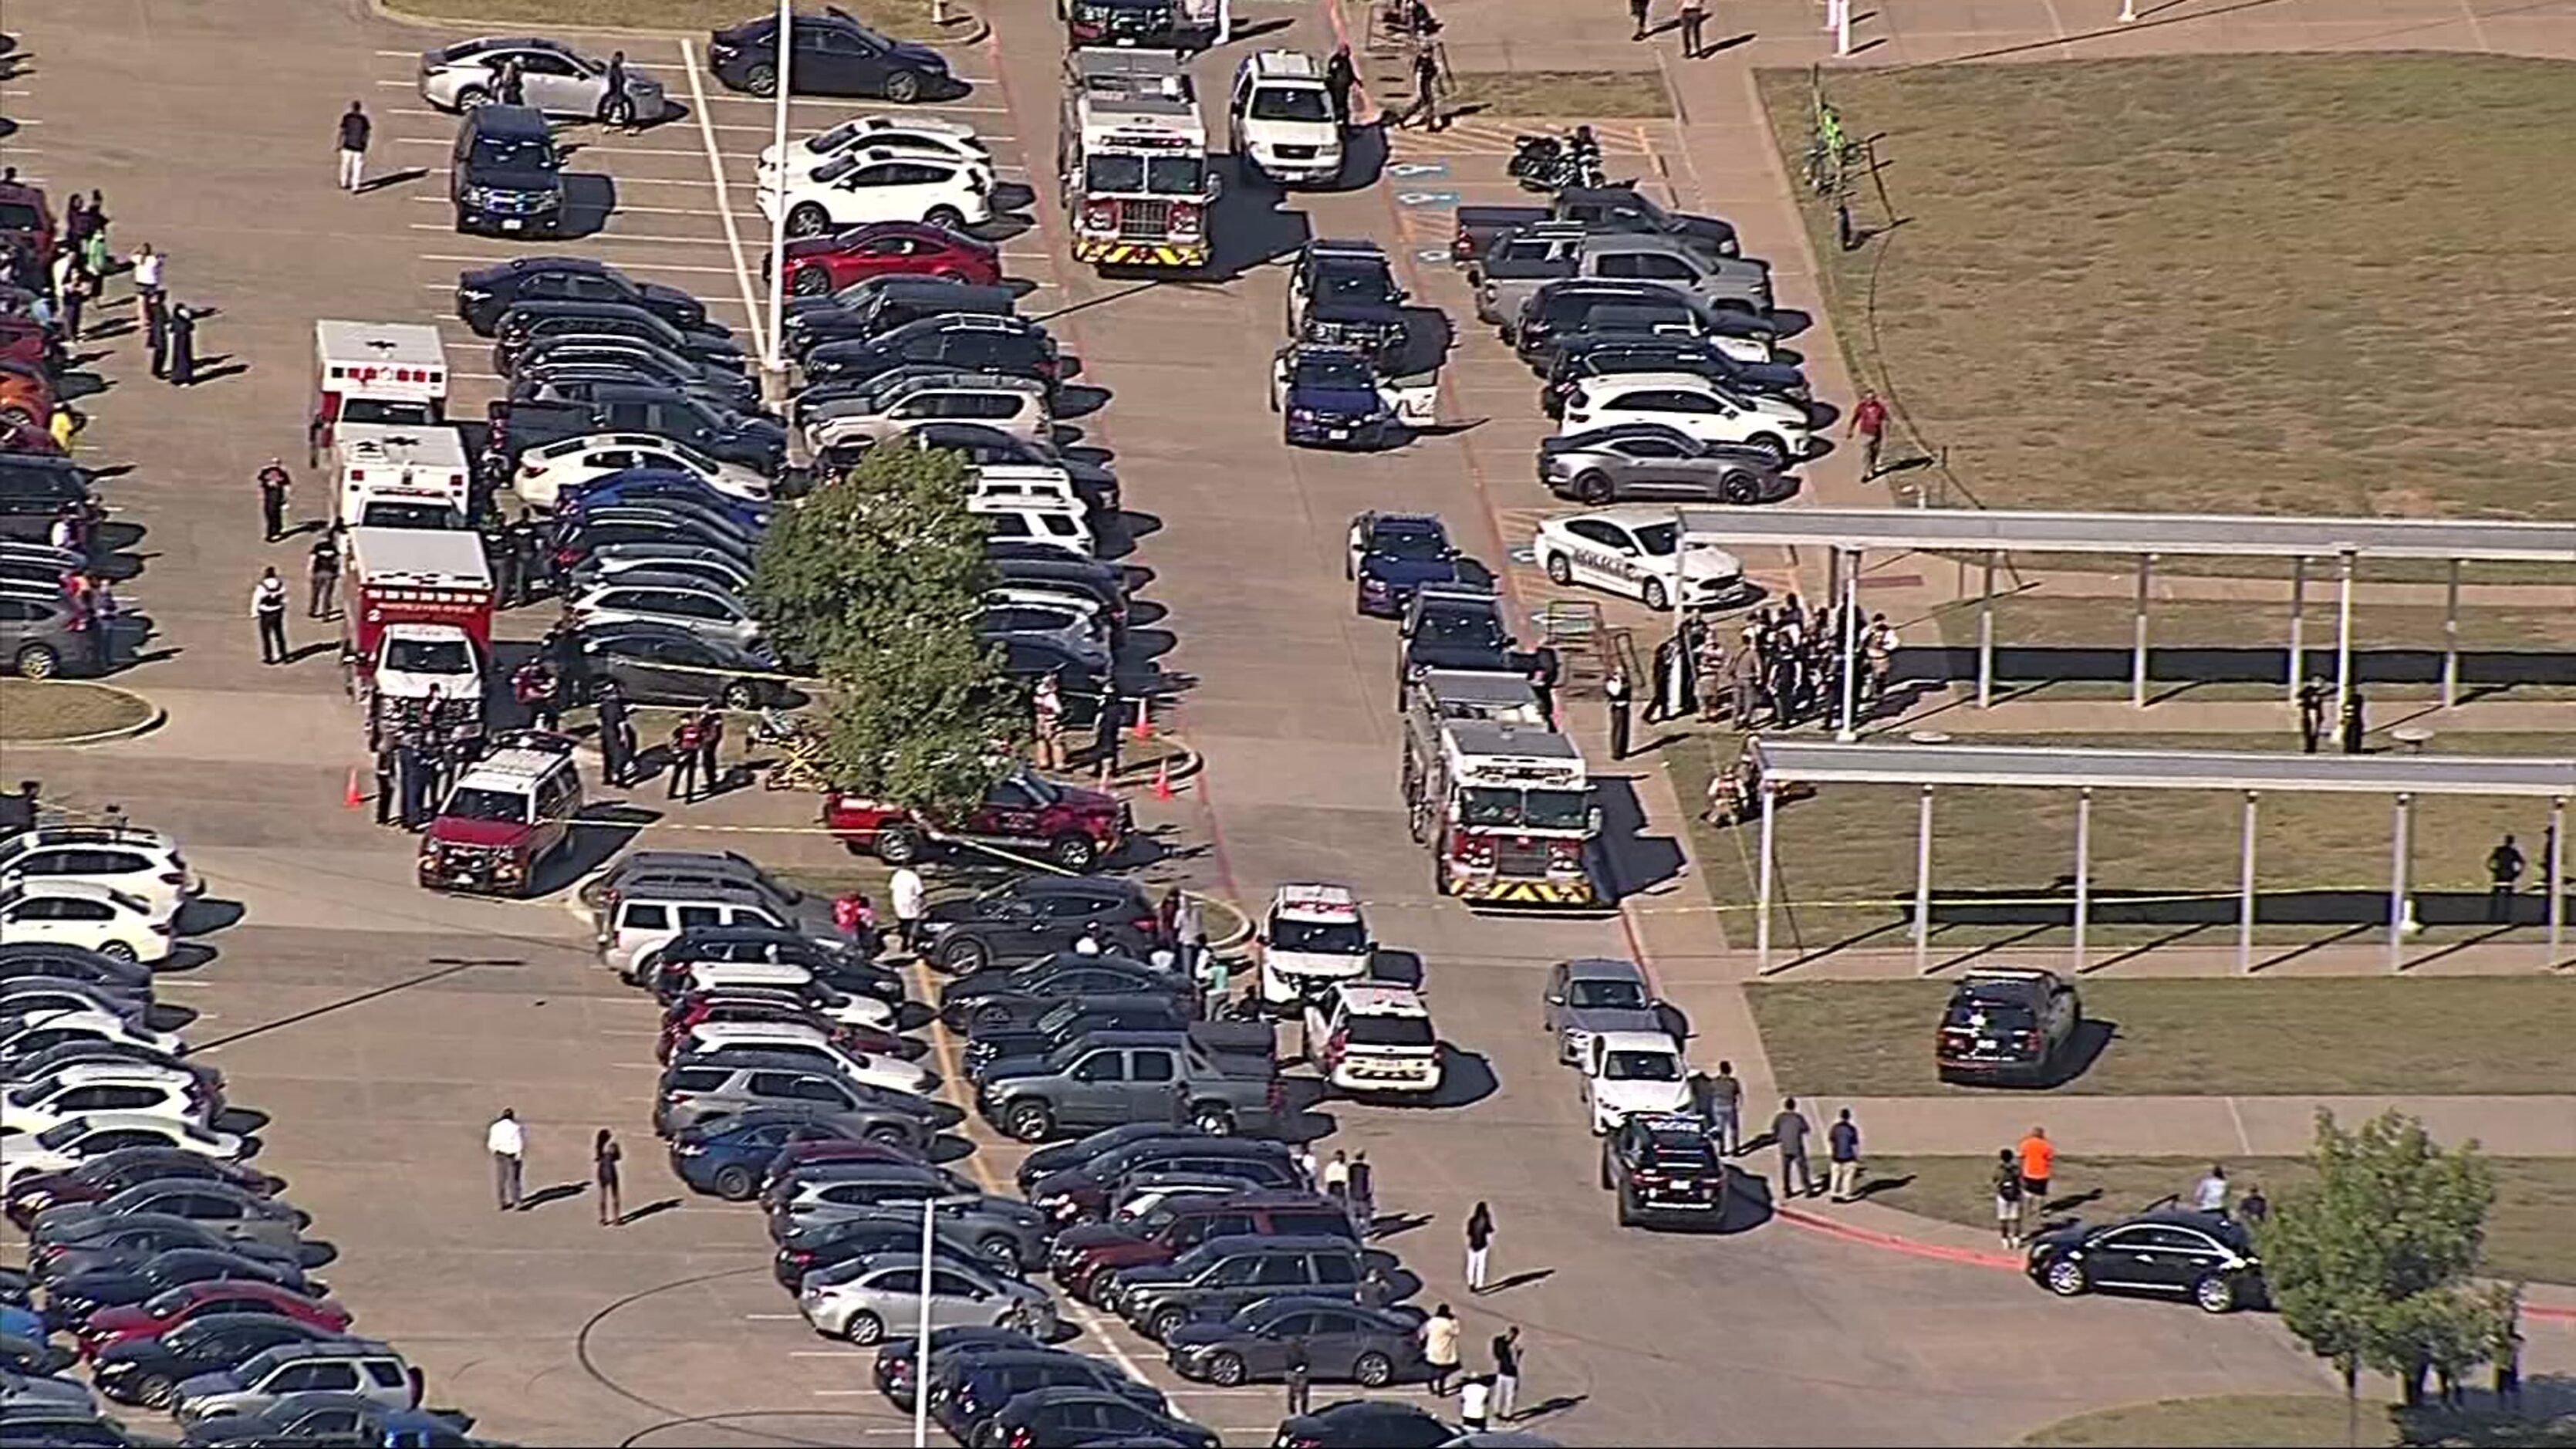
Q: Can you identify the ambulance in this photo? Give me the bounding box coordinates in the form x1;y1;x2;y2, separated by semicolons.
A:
1255;883;1373;1008
312;320;450;452
334;423;473;530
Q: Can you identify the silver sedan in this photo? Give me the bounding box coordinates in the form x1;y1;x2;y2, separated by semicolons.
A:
798;1252;1057;1344
418;36;672;124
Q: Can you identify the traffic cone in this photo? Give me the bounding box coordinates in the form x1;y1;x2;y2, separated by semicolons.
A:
1131;704;1152;741
1153;758;1174;801
343;767;365;810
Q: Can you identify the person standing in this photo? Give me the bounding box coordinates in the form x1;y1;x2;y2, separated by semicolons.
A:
1346;1151;1374;1238
1283;1334;1311;1416
252;568;289;665
1464;1200;1494;1292
2340;687;2367;755
594;1129;623;1226
1322;1149;1350;1210
2193;1163;2229;1214
1678;0;1707;56
488;1109;525;1211
890;863;927;958
2487;833;2526;923
2016;1125;2054;1214
396;735;430;830
2236;1182;2268;1226
1703;1059;1742;1157
1491;1326;1521;1423
1862;613;1898;706
2296;677;2328;753
1848;390;1890;478
1420;1304;1460;1395
498;56;527;106
1528;644;1561;726
1603;664;1632;761
667;716;701;802
48;403;77;456
1325;45;1356;127
1771;1097;1816;1199
255;460;292;542
1033;674;1064;770
143;292;170;380
337;102;373;192
1646;635;1676;724
1458;1375;1491;1433
1827;1107;1862;1202
307;527;342;618
832;890;868;947
1092;691;1123;778
1992;1148;2024;1248
696;705;724;795
601;52;632;129
167;302;198;386
370;741;399;827
1630;0;1653;39
529;662;564;733
596;681;633;786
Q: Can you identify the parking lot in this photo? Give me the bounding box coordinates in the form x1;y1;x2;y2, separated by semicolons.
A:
0;0;2439;1442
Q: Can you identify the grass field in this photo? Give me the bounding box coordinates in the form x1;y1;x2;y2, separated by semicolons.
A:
384;0;940;39
1666;731;2576;954
1756;56;2576;523
0;679;156;742
2023;1393;2576;1448
1747;976;2576;1099
1446;70;1674;120
1861;1154;2576;1285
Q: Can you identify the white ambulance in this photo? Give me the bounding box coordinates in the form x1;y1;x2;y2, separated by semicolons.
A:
335;423;473;529
312;320;450;452
1256;882;1372;1008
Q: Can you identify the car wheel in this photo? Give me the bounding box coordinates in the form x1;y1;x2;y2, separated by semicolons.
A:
2193;1274;2238;1314
1004;1099;1054;1142
13;643;60;680
1720;471;1760;504
1615;1186;1637;1228
722;681;758;711
791;265;833;297
2043;1257;2088;1298
1576;471;1615;505
1642;577;1670;612
133;1373;177;1410
874;826;926;865
937;937;991;976
864;1122;913;1147
1204;1350;1246;1387
924;204;965;231
1542;551;1572;587
97;941;137;962
1747;432;1789;468
1047;833;1099;871
456;85;491;109
1190;1105;1234;1137
1354;1350;1394;1387
979;1235;1022;1272
787;203;833;239
1149;1304;1187;1341
846;1309;886;1345
744;62;778;96
711;1164;757;1201
886;69;924;103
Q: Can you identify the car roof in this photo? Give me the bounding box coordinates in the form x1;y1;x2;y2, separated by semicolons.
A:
1592;1028;1679;1051
0;826;181;855
1575;370;1726;394
1561;956;1646;981
1328;981;1427;1017
466;103;555;139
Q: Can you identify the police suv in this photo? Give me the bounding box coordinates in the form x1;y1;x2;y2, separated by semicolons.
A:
1255;883;1371;1008
1302;981;1441;1096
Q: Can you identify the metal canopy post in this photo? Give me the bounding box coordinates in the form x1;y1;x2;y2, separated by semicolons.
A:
1835;548;1862;741
2237;791;2259;974
2071;787;2095;972
2131;552;2154;708
2440;558;2463;708
1754;783;1778;973
2389;792;2414;972
2550;797;2567;967
1977;551;1998;708
2287;556;2307;701
2333;549;2358;727
1912;785;1935;973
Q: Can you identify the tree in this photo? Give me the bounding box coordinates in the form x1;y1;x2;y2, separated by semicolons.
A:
748;441;1023;816
2257;1109;2500;1446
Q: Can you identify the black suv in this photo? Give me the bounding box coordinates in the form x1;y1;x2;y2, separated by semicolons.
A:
2027;1206;2264;1314
1109;1234;1364;1341
0;457;91;542
1396;585;1515;705
1935;967;2082;1085
1601;1112;1727;1228
917;876;1160;975
456;257;707;336
450;104;565;236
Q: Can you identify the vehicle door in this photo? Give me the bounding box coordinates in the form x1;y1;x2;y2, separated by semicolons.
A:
1559;517;1639;593
1166;1208;1251;1256
1062;1048;1135;1128
1297;1305;1377;1376
839;163;915;222
926;1268;994;1330
1239;1249;1312;1312
2133;1225;2234;1293
973;773;1048;846
1602;431;1699;496
2081;1226;2178;1290
794;21;861;93
827;25;893;96
515;49;597;116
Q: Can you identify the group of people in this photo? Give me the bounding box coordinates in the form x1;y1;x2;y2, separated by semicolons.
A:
482;1110;628;1228
1600;602;1900;761
1412;1301;1526;1432
368;691;493;830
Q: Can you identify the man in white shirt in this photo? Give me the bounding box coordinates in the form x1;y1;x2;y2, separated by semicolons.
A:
488;1108;525;1211
2193;1164;2229;1214
889;864;926;958
1458;1374;1491;1430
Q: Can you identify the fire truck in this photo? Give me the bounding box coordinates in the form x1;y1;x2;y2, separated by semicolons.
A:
1058;49;1217;271
1400;671;1605;907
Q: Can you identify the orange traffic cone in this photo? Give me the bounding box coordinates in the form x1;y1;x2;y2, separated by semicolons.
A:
1131;705;1152;741
343;767;365;810
1152;758;1174;801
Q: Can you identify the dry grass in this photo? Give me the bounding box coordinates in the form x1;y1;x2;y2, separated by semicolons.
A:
1756;56;2576;522
385;0;940;39
2021;1395;2397;1448
1447;69;1674;120
0;679;154;742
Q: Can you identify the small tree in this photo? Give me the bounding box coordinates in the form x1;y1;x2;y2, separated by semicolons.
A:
2257;1109;2499;1447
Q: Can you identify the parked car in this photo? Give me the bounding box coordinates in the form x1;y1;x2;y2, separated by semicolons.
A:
822;765;1129;872
74;1281;351;1362
916;875;1162;976
1538;423;1792;505
448;103;564;237
1531;505;1747;613
1111;1236;1366;1343
766;1166;1048;1271
869;1324;1036;1406
90;1314;347;1410
1050;1190;1351;1305
575;620;789;710
1541;958;1668;1068
0;826;201;922
1274;1398;1458;1447
761;147;992;238
707;8;959;101
170;1339;411;1430
770;220;1002;296
32;1184;308;1257
651;1060;953;1147
454;257;703;336
929;1348;1164;1444
771;1208;1000;1292
978;1385;1218;1449
1936;967;2083;1086
0;591;100;678
797;1253;1055;1344
667;1110;886;1201
2026;1207;2264;1313
1165;1295;1426;1387
419;36;673;123
5;1149;268;1233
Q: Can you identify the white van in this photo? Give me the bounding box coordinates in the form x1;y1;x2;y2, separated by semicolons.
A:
1230;50;1342;186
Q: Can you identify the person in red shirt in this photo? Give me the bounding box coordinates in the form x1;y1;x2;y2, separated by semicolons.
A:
1848;390;1891;478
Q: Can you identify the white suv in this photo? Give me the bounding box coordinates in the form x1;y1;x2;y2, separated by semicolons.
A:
674;1021;934;1096
760;147;994;237
513;432;773;508
1302;981;1441;1096
1581;1029;1692;1135
1229;51;1342;186
0;825;199;921
1557;371;1811;467
0;880;177;964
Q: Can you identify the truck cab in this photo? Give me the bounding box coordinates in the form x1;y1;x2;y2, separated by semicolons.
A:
1303;981;1440;1096
418;735;584;897
312;322;449;453
1229;51;1341;187
334;424;472;530
1058;49;1217;270
1255;883;1370;1008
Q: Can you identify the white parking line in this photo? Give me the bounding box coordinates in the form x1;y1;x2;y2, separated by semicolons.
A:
410;194;740;221
744;1312;801;1321
406;222;738;248
679;37;771;363
417;251;748;276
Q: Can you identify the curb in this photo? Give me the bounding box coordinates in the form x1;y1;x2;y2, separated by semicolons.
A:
1098;734;1207;791
366;0;989;49
0;682;167;748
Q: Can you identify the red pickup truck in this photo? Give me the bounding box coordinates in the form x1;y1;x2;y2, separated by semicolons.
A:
822;765;1129;872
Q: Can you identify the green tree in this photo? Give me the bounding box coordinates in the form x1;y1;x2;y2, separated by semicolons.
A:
2257;1109;2500;1446
748;441;1023;816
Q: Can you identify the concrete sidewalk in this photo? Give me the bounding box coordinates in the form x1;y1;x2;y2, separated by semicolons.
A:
1808;1093;2576;1158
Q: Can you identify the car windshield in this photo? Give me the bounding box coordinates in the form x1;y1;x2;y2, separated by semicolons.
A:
1568;978;1646;1010
35;1120;92;1150
1270;916;1364;954
471;136;555;171
1083;154;1206;197
1369;527;1446;562
1457;788;1588;830
1342;1015;1433;1048
1251;86;1332;123
1315;262;1395;302
1604;1049;1680;1082
1947;1000;2038;1031
1415;609;1501;647
1292;355;1375;391
441;787;528;824
0;203;43;230
384;637;474;673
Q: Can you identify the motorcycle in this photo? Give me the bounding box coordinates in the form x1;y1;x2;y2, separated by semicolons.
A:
1508;129;1611;194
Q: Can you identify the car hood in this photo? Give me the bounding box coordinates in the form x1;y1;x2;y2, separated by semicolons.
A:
1597;1078;1693;1111
1265;945;1369;978
426;817;538;849
1359;554;1459;588
1161;1321;1244;1351
469;167;563;193
1288;384;1383;417
973;1059;1060;1088
174;1369;240;1400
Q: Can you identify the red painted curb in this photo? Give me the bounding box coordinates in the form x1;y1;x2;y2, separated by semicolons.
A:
1772;1204;2027;1271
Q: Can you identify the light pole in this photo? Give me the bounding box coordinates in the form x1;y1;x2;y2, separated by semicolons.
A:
912;1192;982;1449
765;0;793;393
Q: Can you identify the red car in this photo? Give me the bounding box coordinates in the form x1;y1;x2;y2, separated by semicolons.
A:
76;1280;351;1360
0;417;63;457
0;314;52;373
772;221;1002;297
822;765;1129;872
0;181;55;272
655;992;915;1064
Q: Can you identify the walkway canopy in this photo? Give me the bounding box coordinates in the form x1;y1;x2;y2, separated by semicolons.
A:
1741;739;2572;973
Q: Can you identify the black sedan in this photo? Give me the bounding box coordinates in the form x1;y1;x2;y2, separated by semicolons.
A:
917;876;1160;975
5;1147;265;1231
771;1211;998;1292
1015;1124;1204;1197
2026;1207;2264;1313
800;318;1062;398
977;1386;1218;1449
1540;333;1809;417
39;1248;315;1328
457;257;707;336
937;955;1184;1033
1345;511;1466;619
1538;423;1793;505
1274;1399;1457;1448
707;8;957;101
1164;1297;1428;1387
871;1325;1038;1405
576;620;790;709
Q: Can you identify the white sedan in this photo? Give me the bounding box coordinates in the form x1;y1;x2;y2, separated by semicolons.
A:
759;147;993;238
757;115;987;188
0;825;200;922
514;432;773;509
567;579;766;649
0;1113;252;1194
0;880;177;964
1557;371;1811;467
1533;505;1747;612
676;1021;939;1098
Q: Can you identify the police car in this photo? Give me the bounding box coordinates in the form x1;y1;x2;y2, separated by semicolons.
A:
1601;1112;1727;1228
1532;505;1747;613
1302;981;1441;1096
1256;883;1372;1008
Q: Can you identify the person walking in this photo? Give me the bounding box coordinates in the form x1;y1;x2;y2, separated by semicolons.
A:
596;681;633;786
1703;1059;1742;1157
594;1129;623;1226
167;302;198;387
2491;1300;2523;1413
1283;1334;1312;1416
1603;664;1632;761
1346;1150;1374;1238
601;52;633;129
1464;1200;1494;1292
1992;1148;2024;1248
47;402;77;456
307;527;341;618
488;1109;525;1211
1862;613;1899;706
1325;45;1356;127
2296;677;2328;753
890;863;927;958
1771;1096;1816;1200
667;716;701;802
1827;1107;1862;1202
252;568;289;665
1420;1304;1460;1395
337;102;373;192
370;741;399;827
1491;1326;1522;1423
2339;687;2367;755
833;890;869;947
2193;1163;2229;1214
2487;833;2526;922
498;55;527;106
1459;1375;1491;1432
1404;42;1444;131
1629;0;1653;39
256;459;292;542
1848;390;1890;478
2016;1125;2054;1214
1677;0;1707;56
1033;674;1064;770
1528;644;1561;727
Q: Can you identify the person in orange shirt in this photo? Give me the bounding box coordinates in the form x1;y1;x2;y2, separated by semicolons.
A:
2017;1126;2054;1213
